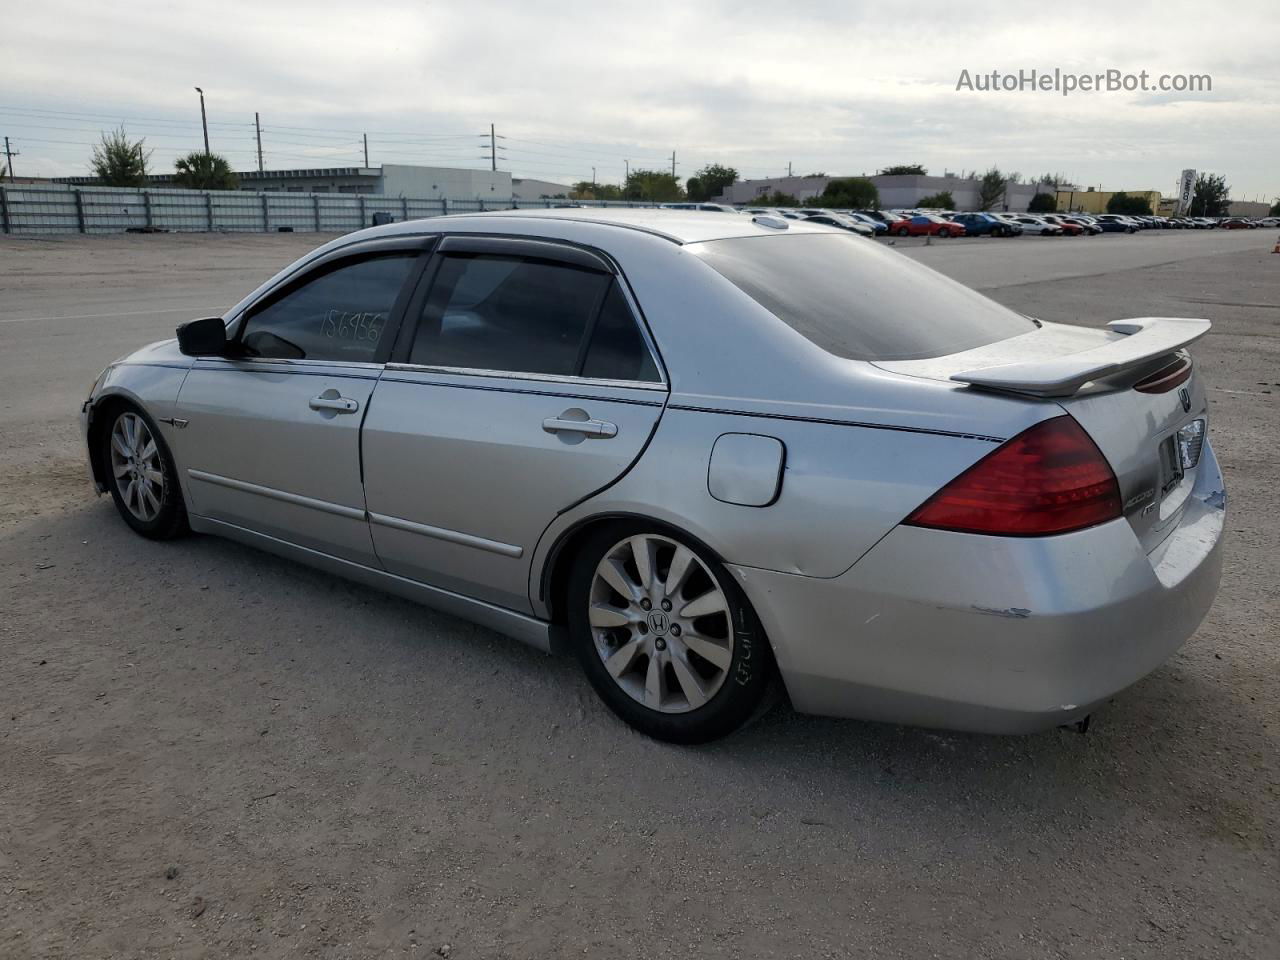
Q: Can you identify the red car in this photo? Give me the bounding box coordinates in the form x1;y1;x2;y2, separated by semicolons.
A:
892;215;967;237
1042;215;1087;236
1220;218;1253;230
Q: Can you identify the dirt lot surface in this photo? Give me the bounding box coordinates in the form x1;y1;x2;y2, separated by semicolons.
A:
1;228;1277;958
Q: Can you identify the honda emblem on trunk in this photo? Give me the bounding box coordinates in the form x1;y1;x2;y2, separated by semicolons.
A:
1179;387;1192;412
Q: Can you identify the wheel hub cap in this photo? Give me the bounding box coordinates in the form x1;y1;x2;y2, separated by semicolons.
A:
588;534;735;714
109;412;164;523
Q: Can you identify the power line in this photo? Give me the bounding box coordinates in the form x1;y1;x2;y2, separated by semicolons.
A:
0;105;251;127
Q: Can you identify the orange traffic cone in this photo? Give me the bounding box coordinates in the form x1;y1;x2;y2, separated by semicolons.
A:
1273;234;1280;254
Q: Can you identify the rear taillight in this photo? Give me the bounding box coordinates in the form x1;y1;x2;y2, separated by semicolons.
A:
904;416;1122;537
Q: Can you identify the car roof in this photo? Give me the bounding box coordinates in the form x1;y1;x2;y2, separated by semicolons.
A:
350;207;822;245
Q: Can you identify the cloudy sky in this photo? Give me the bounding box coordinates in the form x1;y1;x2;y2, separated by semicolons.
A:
2;0;1276;199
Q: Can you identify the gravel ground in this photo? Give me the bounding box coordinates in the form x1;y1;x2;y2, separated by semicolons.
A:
1;228;1276;959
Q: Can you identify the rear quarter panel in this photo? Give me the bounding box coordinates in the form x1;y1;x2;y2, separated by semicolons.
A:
530;407;1008;614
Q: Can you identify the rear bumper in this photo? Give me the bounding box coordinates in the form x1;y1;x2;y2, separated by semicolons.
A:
733;442;1226;734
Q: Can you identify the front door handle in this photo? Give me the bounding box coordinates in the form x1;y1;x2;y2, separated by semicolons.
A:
543;408;618;439
309;393;359;414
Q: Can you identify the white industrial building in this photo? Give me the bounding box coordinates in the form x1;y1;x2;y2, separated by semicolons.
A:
233;164;511;199
512;177;575;200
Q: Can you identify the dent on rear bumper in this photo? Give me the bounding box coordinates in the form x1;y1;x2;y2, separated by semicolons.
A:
730;443;1226;734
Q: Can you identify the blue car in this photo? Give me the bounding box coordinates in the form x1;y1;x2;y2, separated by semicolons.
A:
951;213;1018;237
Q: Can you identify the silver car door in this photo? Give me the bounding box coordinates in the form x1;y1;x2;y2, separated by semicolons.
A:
174;244;426;566
361;235;667;612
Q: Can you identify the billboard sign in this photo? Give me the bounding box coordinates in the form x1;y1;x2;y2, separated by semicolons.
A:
1177;169;1196;215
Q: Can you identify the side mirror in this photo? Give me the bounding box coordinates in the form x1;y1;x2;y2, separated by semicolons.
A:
176;316;229;357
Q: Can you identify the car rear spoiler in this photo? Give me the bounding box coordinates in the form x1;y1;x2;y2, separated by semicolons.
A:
951;317;1211;398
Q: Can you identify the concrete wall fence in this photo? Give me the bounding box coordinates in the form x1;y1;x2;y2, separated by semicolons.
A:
0;183;662;236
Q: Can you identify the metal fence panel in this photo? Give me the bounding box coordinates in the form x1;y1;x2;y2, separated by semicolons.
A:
0;184;664;236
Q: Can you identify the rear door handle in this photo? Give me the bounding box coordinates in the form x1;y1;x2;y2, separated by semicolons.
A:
309;395;359;414
543;413;618;439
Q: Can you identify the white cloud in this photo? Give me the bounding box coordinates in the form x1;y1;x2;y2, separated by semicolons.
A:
0;0;1275;199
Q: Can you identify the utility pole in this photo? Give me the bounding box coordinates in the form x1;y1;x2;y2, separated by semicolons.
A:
255;112;264;172
624;159;629;181
3;136;19;181
671;151;676;178
194;87;209;154
787;161;792;177
363;133;369;168
592;167;596;187
478;123;504;170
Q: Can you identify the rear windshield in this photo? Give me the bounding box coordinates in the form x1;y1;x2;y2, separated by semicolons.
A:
693;234;1035;361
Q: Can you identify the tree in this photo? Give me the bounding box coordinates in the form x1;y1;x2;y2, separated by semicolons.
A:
879;164;927;176
819;177;878;208
917;191;954;209
1188;173;1230;218
978;168;1007;210
623;169;684;203
1270;199;1280;217
570;181;622;201
173;152;239;190
751;190;800;207
1035;172;1072;191
1027;192;1057;213
686;163;738;202
91;126;150;186
1106;192;1153;216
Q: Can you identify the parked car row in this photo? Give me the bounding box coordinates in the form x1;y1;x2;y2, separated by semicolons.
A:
731;204;1280;239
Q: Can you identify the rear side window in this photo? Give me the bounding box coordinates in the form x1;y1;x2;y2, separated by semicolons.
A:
581;284;660;382
410;253;658;381
240;253;416;362
693;234;1035;361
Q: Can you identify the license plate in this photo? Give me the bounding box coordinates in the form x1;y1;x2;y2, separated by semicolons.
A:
1159;435;1184;497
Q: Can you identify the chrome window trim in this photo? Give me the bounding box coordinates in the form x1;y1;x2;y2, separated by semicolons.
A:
195;356;385;371
382;362;667;393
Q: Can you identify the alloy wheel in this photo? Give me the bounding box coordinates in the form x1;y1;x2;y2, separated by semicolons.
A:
110;412;164;522
587;534;734;714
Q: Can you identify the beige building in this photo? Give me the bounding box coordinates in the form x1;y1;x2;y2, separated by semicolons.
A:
1055;188;1163;215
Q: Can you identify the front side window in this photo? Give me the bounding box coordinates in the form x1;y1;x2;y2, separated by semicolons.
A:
239;253;416;362
409;252;659;381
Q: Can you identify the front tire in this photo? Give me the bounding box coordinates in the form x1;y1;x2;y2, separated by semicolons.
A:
100;404;188;540
567;523;773;743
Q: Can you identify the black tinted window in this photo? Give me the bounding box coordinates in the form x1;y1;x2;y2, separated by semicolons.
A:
581;284;660;382
410;254;610;375
241;254;415;362
695;234;1035;361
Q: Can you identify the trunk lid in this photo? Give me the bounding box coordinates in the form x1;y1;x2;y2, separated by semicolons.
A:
875;318;1212;553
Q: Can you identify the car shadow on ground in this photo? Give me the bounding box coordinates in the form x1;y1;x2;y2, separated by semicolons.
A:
5;500;1256;815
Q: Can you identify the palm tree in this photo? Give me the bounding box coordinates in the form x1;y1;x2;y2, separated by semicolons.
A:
173;152;239;190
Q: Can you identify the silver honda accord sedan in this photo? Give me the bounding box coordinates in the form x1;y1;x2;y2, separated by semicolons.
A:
80;209;1225;742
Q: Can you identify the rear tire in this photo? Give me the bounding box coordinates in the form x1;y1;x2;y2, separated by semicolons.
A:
100;403;189;540
938;227;950;237
567;522;774;743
